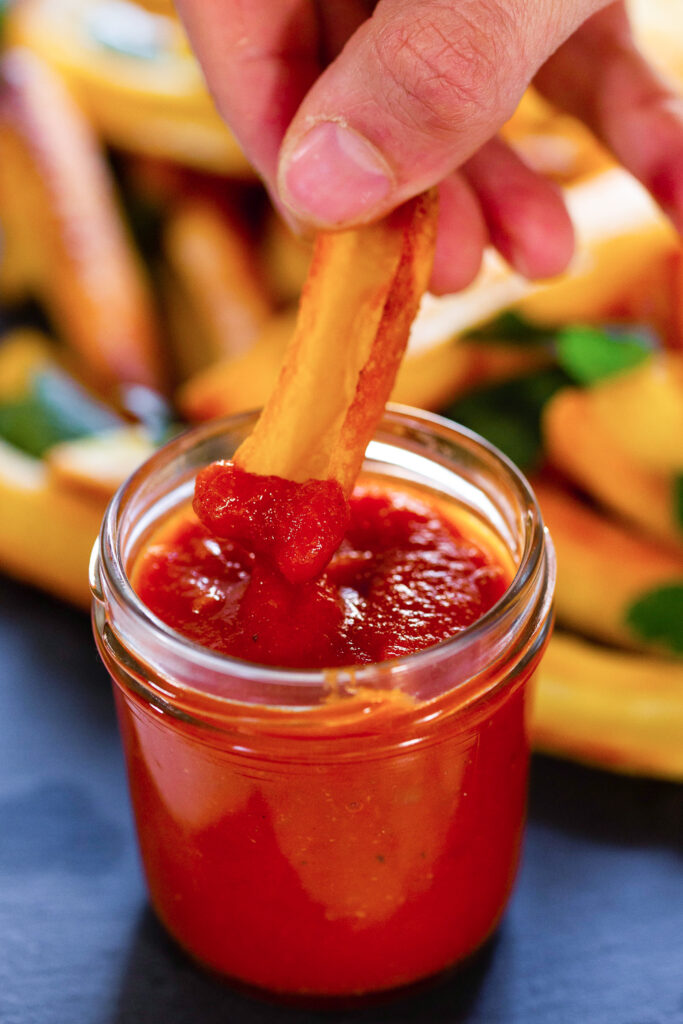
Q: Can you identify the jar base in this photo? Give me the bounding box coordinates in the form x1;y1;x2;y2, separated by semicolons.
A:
154;904;503;1010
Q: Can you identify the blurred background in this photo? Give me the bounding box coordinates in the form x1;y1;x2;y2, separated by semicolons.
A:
0;0;681;780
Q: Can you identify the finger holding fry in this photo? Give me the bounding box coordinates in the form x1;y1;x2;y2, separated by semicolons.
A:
0;2;682;790
194;191;439;582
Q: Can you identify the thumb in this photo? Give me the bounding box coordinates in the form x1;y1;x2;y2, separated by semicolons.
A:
277;0;606;229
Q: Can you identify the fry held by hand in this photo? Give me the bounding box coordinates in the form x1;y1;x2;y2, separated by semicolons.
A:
194;192;438;582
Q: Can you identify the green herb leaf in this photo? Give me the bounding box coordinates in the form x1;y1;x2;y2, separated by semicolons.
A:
443;368;570;471
556;324;652;385
0;368;121;458
674;475;683;535
465;311;552;346
625;584;683;656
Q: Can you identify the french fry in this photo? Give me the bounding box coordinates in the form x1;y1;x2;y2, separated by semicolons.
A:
47;427;156;502
517;169;678;324
163;197;273;381
543;387;683;550
234;191;439;490
412;168;677;341
586;353;683;474
193;194;438;582
532;632;683;781
533;478;683;651
503;106;613;186
179;312;549;423
0;49;164;396
391;332;550;411
6;0;251;175
169;163;683;431
0;438;106;607
182;166;669;431
178;312;296;422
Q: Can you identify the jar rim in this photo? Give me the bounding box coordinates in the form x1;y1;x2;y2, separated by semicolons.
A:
94;405;554;702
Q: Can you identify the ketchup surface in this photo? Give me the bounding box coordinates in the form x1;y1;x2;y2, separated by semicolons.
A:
134;474;509;670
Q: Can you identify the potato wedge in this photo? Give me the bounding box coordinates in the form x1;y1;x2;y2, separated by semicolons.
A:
392;330;550;411
193;195;438;583
587;353;683;474
608;245;683;348
47;427;156;502
0;48;163;395
235;192;439;491
163;197;273;381
532;632;683;781
543;387;683;549
178;312;296;422
503;103;613;186
517;169;678;324
7;0;250;175
0;438;106;607
413;168;677;342
534;478;683;651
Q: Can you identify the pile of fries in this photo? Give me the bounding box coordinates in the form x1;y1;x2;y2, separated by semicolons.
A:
0;0;681;778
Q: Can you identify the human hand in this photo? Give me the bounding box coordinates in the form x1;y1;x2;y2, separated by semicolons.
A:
177;0;683;293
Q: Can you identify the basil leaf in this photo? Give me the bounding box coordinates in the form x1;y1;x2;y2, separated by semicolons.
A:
465;311;552;346
556;324;652;385
625;584;683;655
0;368;121;458
443;368;570;471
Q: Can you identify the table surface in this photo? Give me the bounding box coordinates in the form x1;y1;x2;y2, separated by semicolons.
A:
1;573;682;1024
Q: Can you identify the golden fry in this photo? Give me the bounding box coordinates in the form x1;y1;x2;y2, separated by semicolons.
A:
164;197;273;381
7;0;250;175
46;427;155;502
0;438;106;607
532;632;683;781
0;49;163;396
543;387;682;550
235;192;438;491
587;353;683;474
534;478;683;651
178;312;295;422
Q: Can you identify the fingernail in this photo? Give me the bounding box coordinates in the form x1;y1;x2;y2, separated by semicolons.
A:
279;121;393;227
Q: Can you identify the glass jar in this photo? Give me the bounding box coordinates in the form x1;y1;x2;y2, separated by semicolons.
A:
90;406;555;999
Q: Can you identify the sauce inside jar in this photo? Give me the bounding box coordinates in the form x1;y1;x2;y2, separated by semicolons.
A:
120;473;531;997
133;478;512;669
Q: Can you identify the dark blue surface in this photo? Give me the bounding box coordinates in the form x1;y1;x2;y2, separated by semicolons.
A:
1;574;682;1024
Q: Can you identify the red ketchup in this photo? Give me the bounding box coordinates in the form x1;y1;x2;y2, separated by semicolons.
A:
123;464;534;997
135;462;510;669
